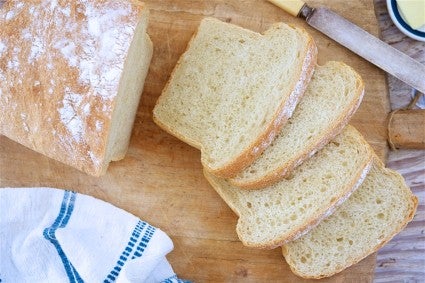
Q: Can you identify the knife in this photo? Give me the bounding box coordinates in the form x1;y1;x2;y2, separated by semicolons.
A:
267;0;425;94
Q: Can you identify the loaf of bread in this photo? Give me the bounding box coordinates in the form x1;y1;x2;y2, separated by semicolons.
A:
229;61;365;189
0;0;153;176
153;17;317;178
282;158;418;279
204;126;374;249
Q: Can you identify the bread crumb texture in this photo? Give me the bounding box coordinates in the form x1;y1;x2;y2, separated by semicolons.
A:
204;126;374;248
153;17;316;174
282;159;418;279
230;61;364;188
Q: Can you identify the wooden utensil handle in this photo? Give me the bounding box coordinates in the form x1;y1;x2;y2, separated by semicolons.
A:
389;109;425;149
267;0;306;17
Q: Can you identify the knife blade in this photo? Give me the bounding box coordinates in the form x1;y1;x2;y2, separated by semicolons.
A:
268;0;425;94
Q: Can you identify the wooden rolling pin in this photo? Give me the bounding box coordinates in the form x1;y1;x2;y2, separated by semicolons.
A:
388;109;425;149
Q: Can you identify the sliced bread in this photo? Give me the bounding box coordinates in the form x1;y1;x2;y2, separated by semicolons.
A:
229;61;365;189
282;158;418;279
204;125;373;249
153;17;317;178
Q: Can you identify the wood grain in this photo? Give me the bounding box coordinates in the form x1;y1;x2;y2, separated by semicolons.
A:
373;0;425;282
0;0;390;281
389;110;425;149
376;149;425;282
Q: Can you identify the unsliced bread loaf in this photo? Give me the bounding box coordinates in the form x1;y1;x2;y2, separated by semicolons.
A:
0;0;153;176
229;61;364;189
282;157;418;279
204;125;373;249
153;17;317;178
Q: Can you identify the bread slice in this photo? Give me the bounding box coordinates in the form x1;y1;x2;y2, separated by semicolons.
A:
153;17;317;178
0;0;152;176
204;126;373;249
282;158;418;279
229;61;364;189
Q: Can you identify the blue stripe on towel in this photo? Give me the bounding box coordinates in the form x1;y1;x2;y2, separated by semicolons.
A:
43;191;83;283
104;220;146;282
131;225;155;259
161;274;192;283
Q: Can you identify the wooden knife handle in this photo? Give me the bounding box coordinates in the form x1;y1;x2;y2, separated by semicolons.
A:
389;109;425;149
267;0;306;17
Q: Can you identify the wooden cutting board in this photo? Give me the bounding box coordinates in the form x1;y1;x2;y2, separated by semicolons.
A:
0;0;390;281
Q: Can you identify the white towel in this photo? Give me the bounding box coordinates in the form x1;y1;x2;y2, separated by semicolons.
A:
0;187;188;283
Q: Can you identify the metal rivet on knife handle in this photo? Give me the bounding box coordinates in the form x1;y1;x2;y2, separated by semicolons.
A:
268;0;425;94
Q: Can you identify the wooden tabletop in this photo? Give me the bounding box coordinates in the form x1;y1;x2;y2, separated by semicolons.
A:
1;0;417;282
373;0;425;281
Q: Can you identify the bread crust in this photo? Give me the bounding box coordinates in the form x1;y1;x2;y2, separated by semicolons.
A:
282;157;419;279
153;20;318;178
0;0;150;176
204;126;376;249
229;64;365;189
242;152;374;249
205;155;372;249
205;31;318;178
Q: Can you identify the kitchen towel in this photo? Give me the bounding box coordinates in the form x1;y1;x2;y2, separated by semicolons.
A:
0;187;188;283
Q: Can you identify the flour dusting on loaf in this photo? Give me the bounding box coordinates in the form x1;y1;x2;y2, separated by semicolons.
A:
0;0;153;175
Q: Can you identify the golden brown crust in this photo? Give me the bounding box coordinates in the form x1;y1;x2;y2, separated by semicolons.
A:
229;66;365;189
282;156;419;279
205;126;376;250
204;31;318;178
239;139;374;249
0;0;149;176
153;20;318;178
287;197;417;280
